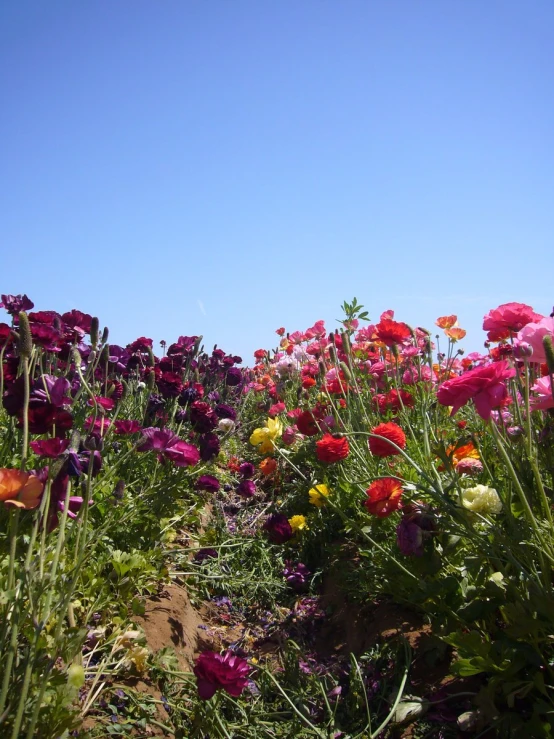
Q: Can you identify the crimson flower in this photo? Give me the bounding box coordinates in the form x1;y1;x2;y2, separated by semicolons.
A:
1;294;34;315
196;475;220;493
296;410;320;436
365;478;403;517
369;423;406;457
30;438;70;458
436;360;516;419
264;513;293;543
137;427;199;467
315;434;349;463
193;650;250;700
114;420;143;435
375;319;411;346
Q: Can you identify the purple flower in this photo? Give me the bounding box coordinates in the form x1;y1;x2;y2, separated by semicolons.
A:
114;420;142;435
190;401;218;433
225;368;243;387
137;427;199;467
1;294;34;315
283;561;311;590
396;519;424;557
239;462;255;479
196;475;220;493
214;404;237;421
199;433;220;461
236;480;256;498
193;651;250;700
194;548;218;563
30;437;70;458
263;514;293;544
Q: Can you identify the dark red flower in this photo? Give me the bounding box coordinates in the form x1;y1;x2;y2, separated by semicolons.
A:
62;309;93;335
23;405;73;435
193;650;250;700
199;433;220;461
369;423;406;457
365;478;403;517
264;513;293;543
114;420;142;435
236;479;256;498
315;434;349;463
1;294;34;315
374;389;414;414
296;410;320;436
196;475;220;493
190;401;218;433
128;336;154;352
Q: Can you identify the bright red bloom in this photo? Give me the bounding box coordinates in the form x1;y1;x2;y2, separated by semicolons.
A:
193;651;250;700
276;327;286;336
374;389;414;414
369;423;406;457
316;434;349;463
375;319;411;346
436;360;516;420
365;478;403;517
483;302;543;342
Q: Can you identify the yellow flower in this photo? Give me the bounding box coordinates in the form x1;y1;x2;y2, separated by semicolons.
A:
461;485;502;514
309;484;330;507
288;514;308;532
249;417;283;454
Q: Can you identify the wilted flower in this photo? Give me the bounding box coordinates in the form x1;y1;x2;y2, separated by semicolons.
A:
461;485;502;514
193;651;250;700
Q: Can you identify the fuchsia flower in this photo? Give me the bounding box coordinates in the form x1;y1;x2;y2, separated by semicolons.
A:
193;651;250;700
114;420;143;435
483;302;543;342
517;316;554;364
437;361;516;420
137;427;199;467
30;438;70;458
88;396;115;411
1;294;34;315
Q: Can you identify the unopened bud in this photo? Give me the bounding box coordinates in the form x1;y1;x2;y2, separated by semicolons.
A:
18;312;33;358
339;362;352;383
101;326;109;343
90;317;99;349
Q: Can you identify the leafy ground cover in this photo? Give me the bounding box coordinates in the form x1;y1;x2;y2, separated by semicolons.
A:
1;293;553;738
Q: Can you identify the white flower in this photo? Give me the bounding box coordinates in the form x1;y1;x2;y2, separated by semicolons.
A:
461;485;502;514
218;418;235;433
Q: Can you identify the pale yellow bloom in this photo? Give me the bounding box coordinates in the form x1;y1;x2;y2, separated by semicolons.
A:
288;514;308;532
461;485;502;514
127;645;149;673
309;484;330;507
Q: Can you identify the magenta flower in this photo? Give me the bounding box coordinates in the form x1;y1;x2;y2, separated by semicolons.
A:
196;475;220;493
236;479;256;498
137;427;199;467
263;514;293;544
437;361;516;420
1;294;34;315
193;651;250;700
114;420;143;435
530;376;554;411
88;396;115;411
30;438;70;458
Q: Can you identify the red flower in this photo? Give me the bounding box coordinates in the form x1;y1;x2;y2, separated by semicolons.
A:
364;478;403;517
374;389;414;414
369;423;406;457
114;420;143;435
316;434;349;463
436;360;516;420
375;319;411;346
483;302;543;342
296;410;320;436
193;651;250;700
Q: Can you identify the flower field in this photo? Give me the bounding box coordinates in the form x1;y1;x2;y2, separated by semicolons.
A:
1;293;554;738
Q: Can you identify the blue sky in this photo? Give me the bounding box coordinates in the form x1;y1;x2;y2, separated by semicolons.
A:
1;1;553;362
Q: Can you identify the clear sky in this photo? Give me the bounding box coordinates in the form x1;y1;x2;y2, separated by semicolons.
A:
1;1;553;362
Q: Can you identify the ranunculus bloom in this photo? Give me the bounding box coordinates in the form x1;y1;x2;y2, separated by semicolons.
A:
288;514;308;532
529;376;554;411
259;457;277;476
137;427;199;467
308;484;330;507
375;319;411;346
461;485;502;514
114;420;143;435
517;316;554;364
364;478;403;517
455;457;484;475
194;651;250;700
483;302;543;341
315;434;349;463
30;437;70;458
263;513;293;543
0;468;44;509
296;411;320;437
396;518;424;556
239;462;256;479
368;423;406;457
199;433;220;461
1;294;34;315
249;418;283;454
236;479;256;498
436;361;516;419
196;475;220;493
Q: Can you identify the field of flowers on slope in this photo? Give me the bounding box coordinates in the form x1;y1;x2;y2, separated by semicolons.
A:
0;293;553;738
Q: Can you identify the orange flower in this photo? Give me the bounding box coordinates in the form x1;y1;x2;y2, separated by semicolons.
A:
259;458;277;476
364;478;403;517
446;442;480;466
0;468;44;510
445;327;466;341
435;315;458;329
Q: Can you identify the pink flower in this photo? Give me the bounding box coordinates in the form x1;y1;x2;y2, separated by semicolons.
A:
530;376;554;411
517;316;554;364
437;361;516;419
193;651;250;700
30;438;70;458
137;427;199;467
483;302;543;342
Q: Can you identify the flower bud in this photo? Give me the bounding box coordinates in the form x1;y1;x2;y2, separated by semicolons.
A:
18;311;33;358
90;316;99;349
513;340;533;360
543;335;554;375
